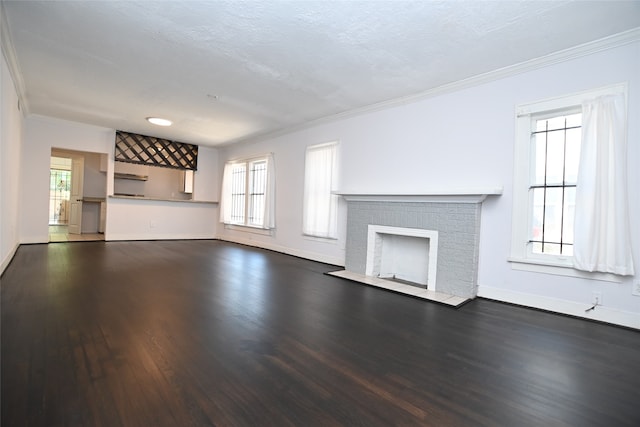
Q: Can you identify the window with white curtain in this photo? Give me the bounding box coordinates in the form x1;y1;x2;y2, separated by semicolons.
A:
510;83;633;278
220;154;275;229
303;142;338;239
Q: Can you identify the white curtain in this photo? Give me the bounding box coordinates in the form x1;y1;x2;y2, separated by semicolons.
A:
219;161;234;223
573;93;634;275
303;143;338;238
262;153;276;229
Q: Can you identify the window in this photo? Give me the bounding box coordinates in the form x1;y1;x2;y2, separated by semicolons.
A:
529;111;581;256
510;84;629;278
303;142;338;239
221;155;275;229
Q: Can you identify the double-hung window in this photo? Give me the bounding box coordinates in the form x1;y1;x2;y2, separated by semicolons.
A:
510;84;631;277
303;142;339;239
221;155;275;229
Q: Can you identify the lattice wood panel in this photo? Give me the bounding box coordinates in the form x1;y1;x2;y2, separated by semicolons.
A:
115;131;198;170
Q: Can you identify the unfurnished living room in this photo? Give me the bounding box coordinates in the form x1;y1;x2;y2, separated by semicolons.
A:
1;1;640;426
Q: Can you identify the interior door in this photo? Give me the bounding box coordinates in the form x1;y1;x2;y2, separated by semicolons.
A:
68;157;84;234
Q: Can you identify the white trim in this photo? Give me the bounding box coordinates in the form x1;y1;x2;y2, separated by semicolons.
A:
220;28;640;147
224;224;273;236
0;3;29;115
216;235;344;267
303;234;339;244
105;233;215;241
516;82;628;116
336;189;502;204
365;225;438;290
20;236;47;244
226;152;273;164
477;284;640;330
1;242;20;276
508;258;623;283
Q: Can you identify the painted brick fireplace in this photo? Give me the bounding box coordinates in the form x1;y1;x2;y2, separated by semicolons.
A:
339;191;501;299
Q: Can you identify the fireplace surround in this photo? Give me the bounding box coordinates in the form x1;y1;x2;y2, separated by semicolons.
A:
336;190;501;300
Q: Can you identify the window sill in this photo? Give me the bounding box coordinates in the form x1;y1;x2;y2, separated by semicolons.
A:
508;257;622;283
224;224;273;236
303;234;339;243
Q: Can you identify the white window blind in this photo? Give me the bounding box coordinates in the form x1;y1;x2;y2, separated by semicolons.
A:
303;142;338;239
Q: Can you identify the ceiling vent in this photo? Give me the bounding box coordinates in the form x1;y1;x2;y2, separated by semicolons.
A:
115;131;198;170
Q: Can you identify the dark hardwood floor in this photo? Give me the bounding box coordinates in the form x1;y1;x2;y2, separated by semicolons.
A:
2;240;639;426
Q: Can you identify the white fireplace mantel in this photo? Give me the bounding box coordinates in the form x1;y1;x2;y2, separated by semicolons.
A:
335;187;503;203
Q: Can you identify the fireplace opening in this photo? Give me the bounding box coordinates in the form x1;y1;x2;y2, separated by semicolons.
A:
366;225;438;290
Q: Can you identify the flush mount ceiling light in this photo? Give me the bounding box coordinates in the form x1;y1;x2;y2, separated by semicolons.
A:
146;117;172;126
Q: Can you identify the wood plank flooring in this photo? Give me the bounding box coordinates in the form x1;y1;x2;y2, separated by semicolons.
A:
2;240;639;426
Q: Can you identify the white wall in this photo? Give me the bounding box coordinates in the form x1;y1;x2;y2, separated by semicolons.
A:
106;198;216;241
21;115;219;242
193;146;219;202
217;40;640;328
21;115;114;242
217;133;348;266
1;50;23;273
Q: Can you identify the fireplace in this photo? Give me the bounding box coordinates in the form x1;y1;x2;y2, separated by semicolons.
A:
332;190;501;302
366;225;438;289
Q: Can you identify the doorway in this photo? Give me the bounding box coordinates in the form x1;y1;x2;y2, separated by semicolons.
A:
48;149;107;243
49;157;71;225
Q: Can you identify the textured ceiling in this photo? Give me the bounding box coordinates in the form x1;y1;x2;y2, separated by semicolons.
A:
2;1;640;147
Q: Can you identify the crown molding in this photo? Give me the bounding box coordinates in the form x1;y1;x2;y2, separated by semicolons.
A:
1;2;29;115
226;27;640;148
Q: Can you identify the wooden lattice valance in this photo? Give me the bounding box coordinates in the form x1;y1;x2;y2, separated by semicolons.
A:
115;131;198;170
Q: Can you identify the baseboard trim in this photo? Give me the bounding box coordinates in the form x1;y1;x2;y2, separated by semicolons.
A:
1;242;20;276
477;285;640;330
106;233;216;241
216;235;344;267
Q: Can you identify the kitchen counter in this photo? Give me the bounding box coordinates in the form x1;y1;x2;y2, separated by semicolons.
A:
109;195;218;204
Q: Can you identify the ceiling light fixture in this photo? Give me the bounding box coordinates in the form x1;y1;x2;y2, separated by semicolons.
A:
146;117;172;126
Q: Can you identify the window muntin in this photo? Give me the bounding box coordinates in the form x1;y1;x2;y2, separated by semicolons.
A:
528;112;581;256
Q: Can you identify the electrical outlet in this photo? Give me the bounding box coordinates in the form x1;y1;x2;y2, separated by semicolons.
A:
592;291;602;306
632;282;640;297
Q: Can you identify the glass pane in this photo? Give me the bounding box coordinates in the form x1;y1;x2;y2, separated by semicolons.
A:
532;242;543;254
546;116;567;131
543;187;563;244
543;242;561;255
248;160;267;226
545;130;565;185
531;188;545;242
231;164;246;224
564;128;581;183
562;187;576;245
532;134;547;185
535;118;547;133
565;113;581;128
